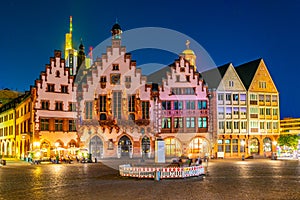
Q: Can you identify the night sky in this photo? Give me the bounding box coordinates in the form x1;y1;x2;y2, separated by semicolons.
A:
0;0;299;118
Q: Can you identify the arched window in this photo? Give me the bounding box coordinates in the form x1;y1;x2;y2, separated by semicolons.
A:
263;137;272;152
89;136;103;160
165;138;181;157
249;138;259;154
141;137;150;153
118;135;132;157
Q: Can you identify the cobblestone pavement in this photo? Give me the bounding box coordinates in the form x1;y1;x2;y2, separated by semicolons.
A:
0;158;299;200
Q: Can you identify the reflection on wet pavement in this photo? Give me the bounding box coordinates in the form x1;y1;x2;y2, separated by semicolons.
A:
0;159;299;200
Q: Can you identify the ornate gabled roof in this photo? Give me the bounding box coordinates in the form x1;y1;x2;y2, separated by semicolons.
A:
201;63;231;89
235;58;262;90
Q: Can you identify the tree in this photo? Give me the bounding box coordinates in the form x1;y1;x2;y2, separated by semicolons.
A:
277;134;299;150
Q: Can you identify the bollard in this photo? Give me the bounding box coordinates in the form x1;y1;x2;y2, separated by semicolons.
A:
242;155;245;161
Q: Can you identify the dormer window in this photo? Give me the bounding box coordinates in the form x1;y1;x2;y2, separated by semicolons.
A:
112;64;119;71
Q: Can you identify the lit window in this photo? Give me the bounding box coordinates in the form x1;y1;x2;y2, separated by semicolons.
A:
55;119;63;131
69;120;76;131
142;101;150;119
99;96;107;112
162;118;171;128
186;117;195;128
174;117;183;128
40;119;49;131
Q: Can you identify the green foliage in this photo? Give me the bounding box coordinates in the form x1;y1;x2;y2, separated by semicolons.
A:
277;134;299;150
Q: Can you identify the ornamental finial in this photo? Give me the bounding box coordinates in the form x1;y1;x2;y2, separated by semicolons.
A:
186;40;190;49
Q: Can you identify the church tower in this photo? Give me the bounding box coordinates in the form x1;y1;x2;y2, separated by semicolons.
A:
77;39;86;74
111;20;122;47
181;40;197;71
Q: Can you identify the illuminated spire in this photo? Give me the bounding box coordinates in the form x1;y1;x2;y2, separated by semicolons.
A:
70;16;73;34
65;16;73;56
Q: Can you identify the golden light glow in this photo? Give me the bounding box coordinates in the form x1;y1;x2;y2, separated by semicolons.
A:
55;142;59;147
33;141;40;147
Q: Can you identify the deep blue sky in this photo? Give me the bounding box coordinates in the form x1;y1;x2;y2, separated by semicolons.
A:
0;0;299;118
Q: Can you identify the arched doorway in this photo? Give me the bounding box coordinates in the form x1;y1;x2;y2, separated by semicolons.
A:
141;136;150;158
165;138;182;157
189;137;210;158
89;136;103;160
263;137;272;152
249;138;259;155
118;135;132;157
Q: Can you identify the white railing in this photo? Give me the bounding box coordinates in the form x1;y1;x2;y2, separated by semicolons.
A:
119;164;205;179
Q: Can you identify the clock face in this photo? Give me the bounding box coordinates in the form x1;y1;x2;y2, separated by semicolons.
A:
111;74;120;85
